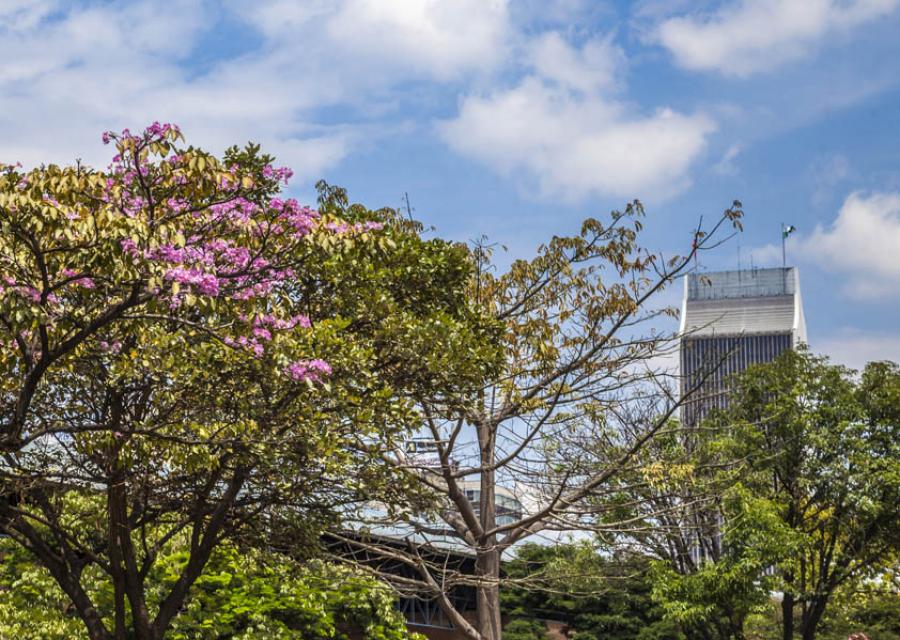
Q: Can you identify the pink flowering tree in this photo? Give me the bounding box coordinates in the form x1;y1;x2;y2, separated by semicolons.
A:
0;126;496;640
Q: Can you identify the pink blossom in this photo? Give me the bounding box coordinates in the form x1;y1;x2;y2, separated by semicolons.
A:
252;326;273;341
120;238;140;256
252;313;311;331
285;359;332;383
231;335;266;358
325;220;384;234
164;267;220;297
99;340;122;354
62;269;96;289
262;164;293;184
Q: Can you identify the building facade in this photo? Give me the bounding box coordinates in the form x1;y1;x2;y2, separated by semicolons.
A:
677;267;806;567
679;267;806;427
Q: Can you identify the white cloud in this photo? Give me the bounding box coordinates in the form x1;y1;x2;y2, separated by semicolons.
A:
744;242;783;269
326;0;510;80
439;35;715;201
1;1;715;201
0;0;511;182
712;143;741;176
809;154;851;208
799;191;900;298
654;0;900;76
529;32;625;94
0;0;58;31
228;0;510;82
816;330;900;370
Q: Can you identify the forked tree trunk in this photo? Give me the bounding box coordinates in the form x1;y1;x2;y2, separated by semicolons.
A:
801;597;828;640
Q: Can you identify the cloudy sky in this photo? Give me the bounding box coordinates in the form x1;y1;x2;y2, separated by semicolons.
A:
3;0;900;369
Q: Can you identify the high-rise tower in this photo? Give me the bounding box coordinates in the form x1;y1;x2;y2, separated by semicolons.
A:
679;267;806;426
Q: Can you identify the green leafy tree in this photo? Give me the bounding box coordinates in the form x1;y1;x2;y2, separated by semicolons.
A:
806;574;900;640
352;201;744;640
647;486;793;640
606;353;900;640
718;352;900;640
0;125;496;640
501;543;683;640
0;537;420;639
603;421;781;640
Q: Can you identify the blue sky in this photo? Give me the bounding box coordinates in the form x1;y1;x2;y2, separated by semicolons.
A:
3;0;900;368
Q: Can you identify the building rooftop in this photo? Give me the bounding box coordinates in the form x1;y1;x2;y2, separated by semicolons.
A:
685;267;796;301
680;267;806;340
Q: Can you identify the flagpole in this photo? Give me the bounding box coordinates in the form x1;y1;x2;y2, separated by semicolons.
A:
781;223;786;267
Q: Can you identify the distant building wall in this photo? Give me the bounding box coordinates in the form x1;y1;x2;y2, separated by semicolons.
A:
678;268;806;566
679;268;805;427
680;333;793;426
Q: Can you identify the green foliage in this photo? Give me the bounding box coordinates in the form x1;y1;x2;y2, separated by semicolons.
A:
721;351;900;638
501;543;684;640
0;125;499;639
814;581;900;640
0;539;87;638
648;484;800;639
161;547;415;640
0;537;420;640
620;351;900;640
502;618;550;640
647;351;900;639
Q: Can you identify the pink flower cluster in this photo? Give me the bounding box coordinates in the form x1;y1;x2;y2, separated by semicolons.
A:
100;123;378;311
269;198;319;237
223;335;266;358
103;122;179;145
83;123;398;388
249;313;311;341
222;313;312;358
99;340;122;354
164;267;220;297
0;274;62;305
323;221;384;234
285;359;332;383
262;164;294;185
61;268;95;289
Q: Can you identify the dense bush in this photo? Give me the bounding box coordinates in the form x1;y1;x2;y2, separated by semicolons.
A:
0;538;419;639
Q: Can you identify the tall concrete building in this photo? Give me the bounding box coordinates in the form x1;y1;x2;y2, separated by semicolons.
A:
679;267;806;426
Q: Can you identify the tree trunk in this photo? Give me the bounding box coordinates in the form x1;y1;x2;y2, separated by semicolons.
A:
108;477;128;640
49;567;111;640
729;609;747;640
800;597;827;640
476;421;501;640
475;546;502;640
72;595;112;640
108;462;155;639
782;592;794;640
